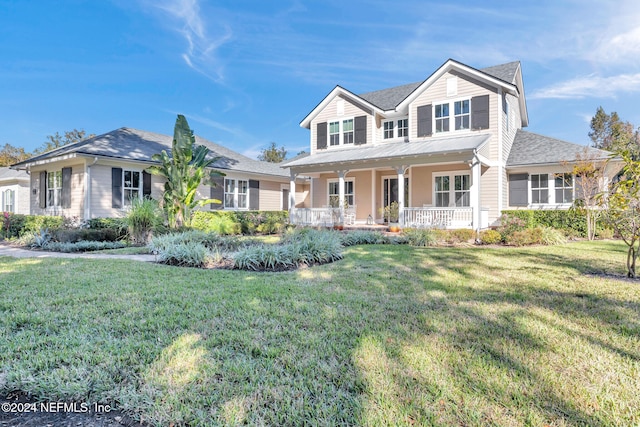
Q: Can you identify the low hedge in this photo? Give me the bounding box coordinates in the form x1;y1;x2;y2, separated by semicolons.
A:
500;209;604;238
1;214;64;239
191;210;288;235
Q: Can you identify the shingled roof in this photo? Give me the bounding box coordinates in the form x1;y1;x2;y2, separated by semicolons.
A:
13;127;289;178
507;129;612;166
356;61;520;111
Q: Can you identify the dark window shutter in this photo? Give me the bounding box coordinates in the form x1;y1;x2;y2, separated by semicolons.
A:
417;104;432;137
142;171;152;197
471;95;490;130
39;171;47;209
354;116;367;145
112;168;123;209
508;173;528;206
249;179;260;210
61;167;72;209
282;189;290;211
316;122;327;150
210;176;224;210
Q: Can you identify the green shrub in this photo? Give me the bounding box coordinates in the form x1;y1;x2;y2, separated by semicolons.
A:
500;209;604;238
1;213;64;239
497;213;528;241
403;228;437;247
155;241;208;267
479;229;502;245
449;228;476;243
255;211;288;235
87;217;129;240
191;211;241;235
340;230;389;246
52;228;120;243
149;230;242;254
44;240;127;253
596;228;614;240
540;226;567;246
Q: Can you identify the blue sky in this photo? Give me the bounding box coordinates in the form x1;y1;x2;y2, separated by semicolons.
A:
1;0;639;158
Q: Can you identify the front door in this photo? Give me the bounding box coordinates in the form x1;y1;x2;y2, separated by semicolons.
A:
381;177;409;217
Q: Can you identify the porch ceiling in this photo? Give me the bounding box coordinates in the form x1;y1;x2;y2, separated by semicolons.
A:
283;133;490;173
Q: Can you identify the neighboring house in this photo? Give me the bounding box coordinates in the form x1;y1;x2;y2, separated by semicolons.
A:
0;167;30;214
282;58;621;230
11;127;309;220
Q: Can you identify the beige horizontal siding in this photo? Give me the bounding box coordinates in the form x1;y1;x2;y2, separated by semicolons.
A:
30;164;84;218
310;95;371;155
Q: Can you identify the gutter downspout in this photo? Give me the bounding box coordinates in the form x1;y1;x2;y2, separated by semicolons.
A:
84;157;98;220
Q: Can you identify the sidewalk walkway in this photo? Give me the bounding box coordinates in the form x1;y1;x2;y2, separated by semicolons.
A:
0;242;156;262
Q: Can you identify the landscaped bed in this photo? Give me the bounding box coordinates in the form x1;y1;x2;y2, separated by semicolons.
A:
0;240;638;426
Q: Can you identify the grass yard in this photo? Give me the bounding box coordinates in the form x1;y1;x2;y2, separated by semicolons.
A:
0;240;638;426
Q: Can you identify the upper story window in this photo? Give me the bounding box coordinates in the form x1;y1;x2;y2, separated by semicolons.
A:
454;100;470;130
343;119;354;144
123;170;141;207
47;170;62;207
397;119;408;137
383;117;409;140
383;121;394;139
329;121;340;146
435;103;450;133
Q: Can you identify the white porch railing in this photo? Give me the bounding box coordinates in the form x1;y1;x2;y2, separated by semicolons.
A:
403;207;473;229
292;208;336;226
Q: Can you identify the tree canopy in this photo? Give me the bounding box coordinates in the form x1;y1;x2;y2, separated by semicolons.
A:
589;106;639;157
258;142;287;163
34;129;94;155
0;143;31;166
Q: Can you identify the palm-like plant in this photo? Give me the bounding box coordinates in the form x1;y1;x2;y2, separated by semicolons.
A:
147;115;224;228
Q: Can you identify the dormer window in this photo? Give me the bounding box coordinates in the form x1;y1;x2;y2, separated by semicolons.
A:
454;100;470;130
343;119;354;144
435;103;450;133
383;117;409;140
329;121;340;146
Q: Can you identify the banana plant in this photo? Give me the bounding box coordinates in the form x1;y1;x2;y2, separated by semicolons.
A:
147;115;224;228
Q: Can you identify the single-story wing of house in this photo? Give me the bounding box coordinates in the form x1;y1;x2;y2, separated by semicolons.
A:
282;58;622;230
11;127;310;219
0;167;30;214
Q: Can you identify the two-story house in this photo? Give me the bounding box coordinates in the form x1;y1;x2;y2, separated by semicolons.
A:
283;59;620;230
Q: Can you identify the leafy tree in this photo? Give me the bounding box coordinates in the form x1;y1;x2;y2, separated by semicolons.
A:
589;107;639;157
0;143;31;166
146;115;224;228
599;152;640;277
35;129;94;154
258;142;287;163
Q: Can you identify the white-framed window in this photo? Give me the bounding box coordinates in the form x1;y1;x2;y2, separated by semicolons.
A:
328;179;354;207
224;178;248;209
329;121;340;146
383;117;409;139
397;119;408;138
123;170;141;207
454;175;470;206
434;172;471;207
342;119;354;145
47;170;62;207
531;174;549;204
454;100;470;130
3;189;14;213
383;121;394;139
434;99;471;133
555;173;574;204
435;103;450;133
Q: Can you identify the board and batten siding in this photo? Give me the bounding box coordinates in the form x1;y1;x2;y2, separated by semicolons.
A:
309;95;371;155
30;164;85;218
409;71;499;161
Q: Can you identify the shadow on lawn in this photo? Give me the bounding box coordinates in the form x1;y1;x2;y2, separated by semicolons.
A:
340;244;638;426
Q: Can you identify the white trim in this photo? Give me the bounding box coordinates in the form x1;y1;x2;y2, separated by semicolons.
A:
300;86;382;129
498;88;504;212
223;178;250;210
327;117;355;147
380;173;410;210
381;116;409;141
327;177;355;206
122;168;143;208
433;97;471;135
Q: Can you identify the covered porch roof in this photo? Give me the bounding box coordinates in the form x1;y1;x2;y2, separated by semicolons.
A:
282;133;491;173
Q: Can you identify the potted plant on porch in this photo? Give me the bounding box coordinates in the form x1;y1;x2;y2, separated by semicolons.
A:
380;202;401;232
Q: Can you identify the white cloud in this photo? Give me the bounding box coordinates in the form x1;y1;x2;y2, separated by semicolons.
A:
146;0;232;82
529;73;640;99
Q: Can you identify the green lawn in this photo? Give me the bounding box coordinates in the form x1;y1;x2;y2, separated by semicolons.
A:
0;240;638;426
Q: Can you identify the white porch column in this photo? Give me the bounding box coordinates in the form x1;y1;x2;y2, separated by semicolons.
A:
470;156;482;232
395;166;406;226
289;172;297;224
337;170;347;224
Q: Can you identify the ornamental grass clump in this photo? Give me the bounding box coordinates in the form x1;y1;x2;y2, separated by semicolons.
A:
155;241;208;267
403;228;438;247
126;197;162;245
340;230;389;246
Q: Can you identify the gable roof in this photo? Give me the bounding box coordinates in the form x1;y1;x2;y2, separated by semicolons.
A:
300;59;523;129
13;127;289;178
283;133;490;169
0;167;28;182
507;129;612;167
